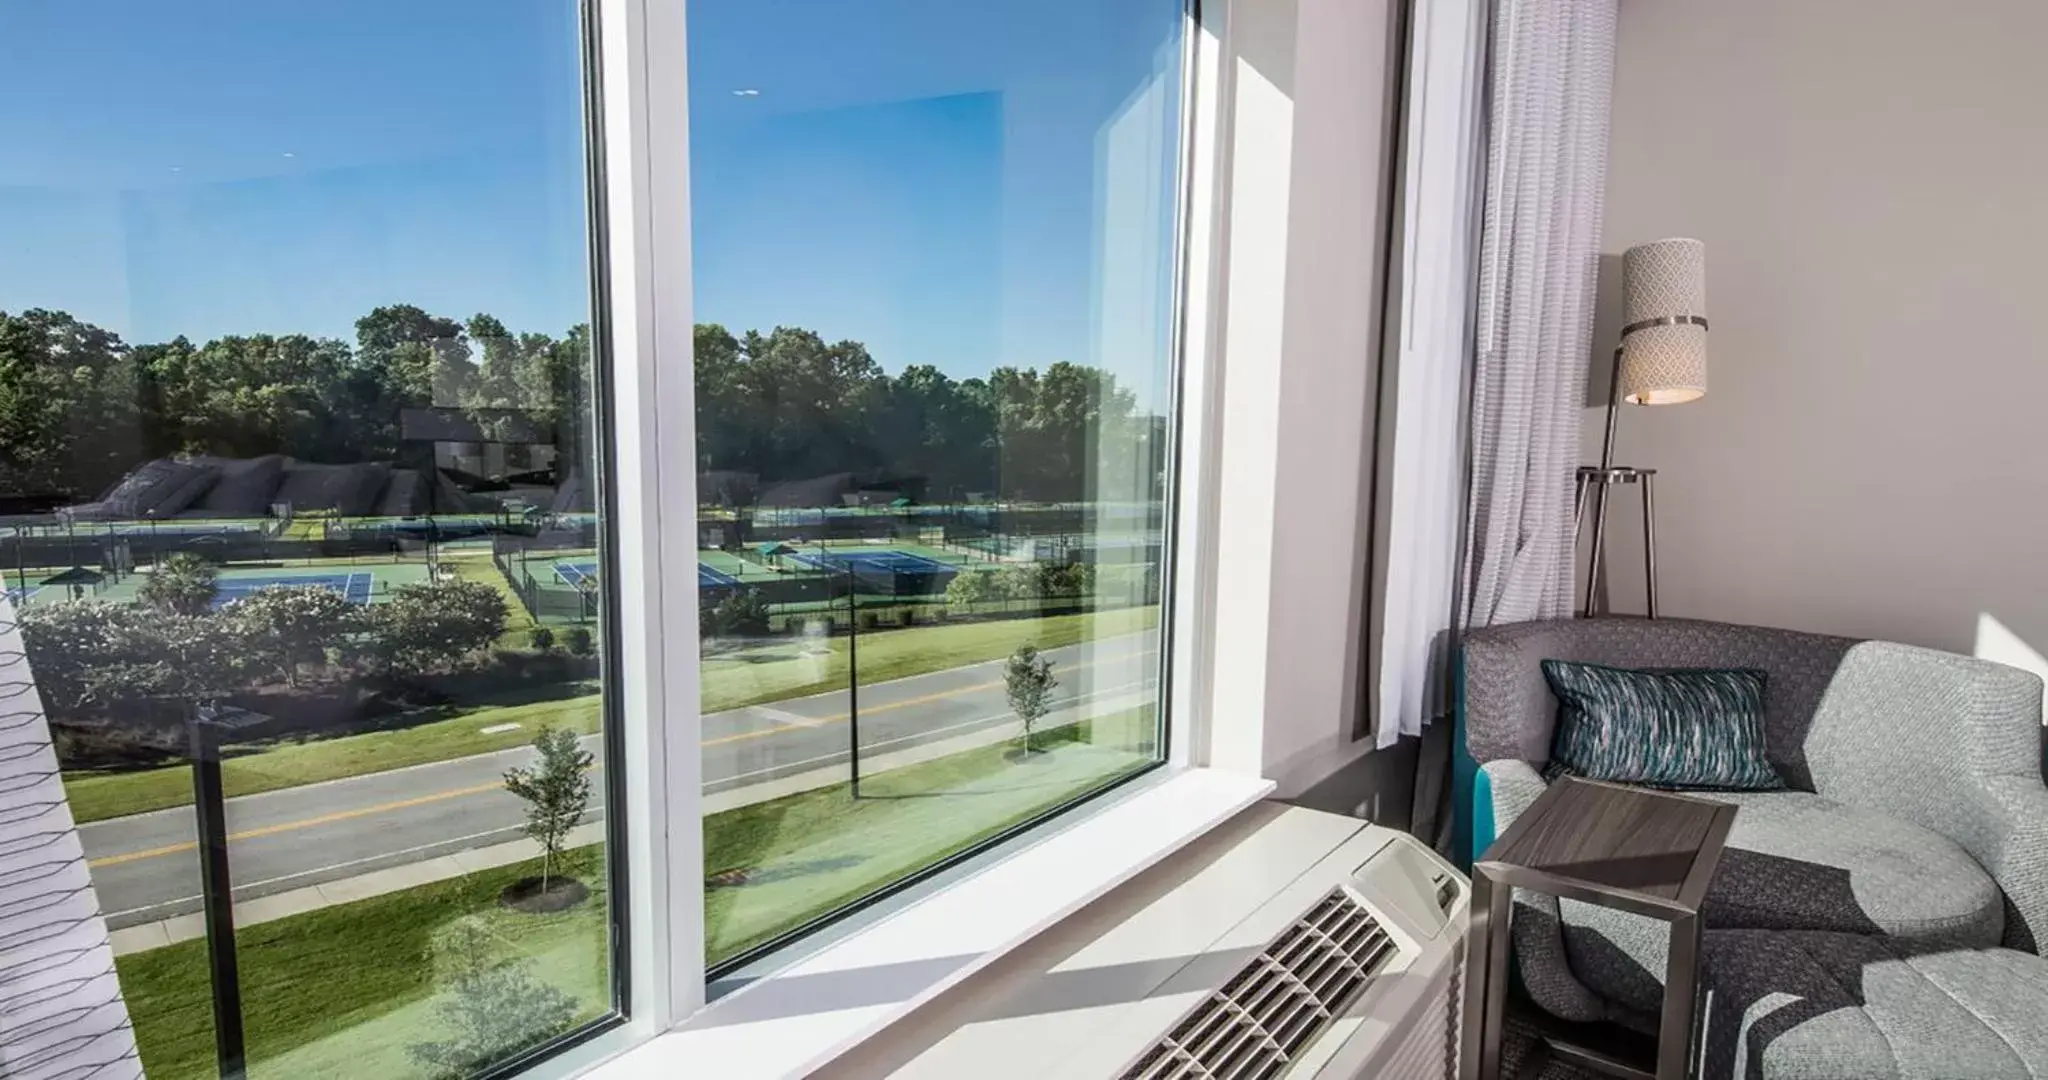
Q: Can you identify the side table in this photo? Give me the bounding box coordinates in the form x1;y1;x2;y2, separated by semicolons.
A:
1460;775;1736;1080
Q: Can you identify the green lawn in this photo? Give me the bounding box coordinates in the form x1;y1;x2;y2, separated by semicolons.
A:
119;848;610;1080
704;705;1155;962
63;606;1160;823
118;708;1154;1079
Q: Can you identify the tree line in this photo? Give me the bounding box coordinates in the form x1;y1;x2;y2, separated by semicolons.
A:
0;306;1166;506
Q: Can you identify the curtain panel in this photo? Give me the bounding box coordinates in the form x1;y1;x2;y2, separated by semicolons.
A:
1461;0;1618;629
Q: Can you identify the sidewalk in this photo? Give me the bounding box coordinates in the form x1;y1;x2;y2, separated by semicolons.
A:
108;689;1151;955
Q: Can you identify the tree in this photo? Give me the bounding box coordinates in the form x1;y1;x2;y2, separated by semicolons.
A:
945;570;999;611
224;585;358;686
364;579;508;675
709;588;771;638
1003;645;1058;755
502;726;592;892
408;916;578;1080
136;553;219;616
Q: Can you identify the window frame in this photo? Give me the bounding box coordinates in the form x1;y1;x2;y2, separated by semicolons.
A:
518;0;1246;1074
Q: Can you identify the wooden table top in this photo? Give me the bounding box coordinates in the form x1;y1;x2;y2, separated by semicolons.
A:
1476;774;1737;920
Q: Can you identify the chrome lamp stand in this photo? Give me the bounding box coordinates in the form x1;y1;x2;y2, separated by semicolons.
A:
1575;309;1708;619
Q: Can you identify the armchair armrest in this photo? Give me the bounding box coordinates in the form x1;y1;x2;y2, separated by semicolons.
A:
1803;641;2048;952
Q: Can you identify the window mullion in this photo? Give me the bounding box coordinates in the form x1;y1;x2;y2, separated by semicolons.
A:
598;0;707;1030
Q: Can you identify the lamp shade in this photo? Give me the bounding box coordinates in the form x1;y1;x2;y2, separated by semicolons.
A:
1619;238;1707;405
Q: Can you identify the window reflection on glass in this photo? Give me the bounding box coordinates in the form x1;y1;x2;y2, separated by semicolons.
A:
0;3;616;1078
689;0;1186;969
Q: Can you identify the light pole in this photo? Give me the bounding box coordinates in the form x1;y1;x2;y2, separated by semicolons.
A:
813;539;860;798
189;703;265;1080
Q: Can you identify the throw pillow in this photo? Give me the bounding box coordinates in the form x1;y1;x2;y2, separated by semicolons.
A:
1542;660;1782;790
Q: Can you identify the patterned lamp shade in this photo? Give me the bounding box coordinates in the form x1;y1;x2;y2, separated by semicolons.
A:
1619;238;1707;405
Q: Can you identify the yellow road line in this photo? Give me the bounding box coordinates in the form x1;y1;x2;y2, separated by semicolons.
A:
88;780;506;869
89;649;1156;869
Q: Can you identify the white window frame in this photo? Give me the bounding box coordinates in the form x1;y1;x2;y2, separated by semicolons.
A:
518;0;1295;1076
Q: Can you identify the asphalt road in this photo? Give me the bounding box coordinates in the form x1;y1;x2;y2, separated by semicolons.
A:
79;632;1160;928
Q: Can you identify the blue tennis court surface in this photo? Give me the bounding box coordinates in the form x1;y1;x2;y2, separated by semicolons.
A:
212;572;372;608
559;559;739;589
3;586;40;605
792;550;948;574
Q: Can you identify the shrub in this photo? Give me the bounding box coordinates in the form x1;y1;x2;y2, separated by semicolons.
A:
364;578;509;676
137;553;218;616
709;588;770;638
19;602;245;715
223;585;359;686
563;626;595;656
945;570;1000;610
527;626;556;651
1004;644;1059;754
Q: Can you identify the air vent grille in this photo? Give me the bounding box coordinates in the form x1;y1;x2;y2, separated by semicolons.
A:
1433;871;1460;914
1120;889;1397;1080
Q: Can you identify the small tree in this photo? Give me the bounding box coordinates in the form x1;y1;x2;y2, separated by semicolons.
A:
137;553;217;616
1003;644;1058;755
224;585;357;686
502;726;592;891
408;916;578;1080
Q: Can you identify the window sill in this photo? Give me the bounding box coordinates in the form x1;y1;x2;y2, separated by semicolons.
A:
581;767;1273;1080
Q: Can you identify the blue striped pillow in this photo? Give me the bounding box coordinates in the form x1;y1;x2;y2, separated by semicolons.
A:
1541;660;1783;791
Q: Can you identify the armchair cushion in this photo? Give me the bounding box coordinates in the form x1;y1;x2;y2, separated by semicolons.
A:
1543;660;1781;790
1559;790;2003;1012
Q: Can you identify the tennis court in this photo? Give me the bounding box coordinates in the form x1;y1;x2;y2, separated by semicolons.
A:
558;559;746;589
211;571;374;609
555;561;600;588
4;585;41;605
790;550;949;575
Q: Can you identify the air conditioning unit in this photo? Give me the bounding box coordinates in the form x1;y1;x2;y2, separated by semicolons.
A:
821;802;1469;1080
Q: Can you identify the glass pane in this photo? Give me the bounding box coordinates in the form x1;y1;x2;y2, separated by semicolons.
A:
691;0;1184;969
0;3;619;1078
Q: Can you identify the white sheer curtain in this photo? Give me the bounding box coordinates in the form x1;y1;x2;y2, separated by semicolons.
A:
0;598;142;1080
1374;0;1488;746
1461;0;1617;628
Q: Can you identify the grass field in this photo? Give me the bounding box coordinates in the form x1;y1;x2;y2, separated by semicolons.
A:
119;847;610;1080
62;606;1160;822
118;708;1153;1079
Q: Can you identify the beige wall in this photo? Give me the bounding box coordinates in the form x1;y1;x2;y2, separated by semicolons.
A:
1589;0;2048;660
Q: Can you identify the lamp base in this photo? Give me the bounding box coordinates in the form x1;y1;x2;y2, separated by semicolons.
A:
1574;465;1659;618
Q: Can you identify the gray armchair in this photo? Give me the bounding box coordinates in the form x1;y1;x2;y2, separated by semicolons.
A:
1460;616;2048;1026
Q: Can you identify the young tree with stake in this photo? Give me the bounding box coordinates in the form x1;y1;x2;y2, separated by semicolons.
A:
502;726;592;893
1004;644;1058;756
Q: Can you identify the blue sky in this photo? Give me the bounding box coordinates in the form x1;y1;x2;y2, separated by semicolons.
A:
0;0;1183;389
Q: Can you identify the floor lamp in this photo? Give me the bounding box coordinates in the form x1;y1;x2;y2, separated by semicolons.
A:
1578;237;1709;618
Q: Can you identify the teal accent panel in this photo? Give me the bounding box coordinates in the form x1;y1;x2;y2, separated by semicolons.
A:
1452;645;1484;870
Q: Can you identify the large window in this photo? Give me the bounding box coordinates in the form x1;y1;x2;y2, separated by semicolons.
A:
688;0;1189;970
0;3;620;1078
0;0;1193;1076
